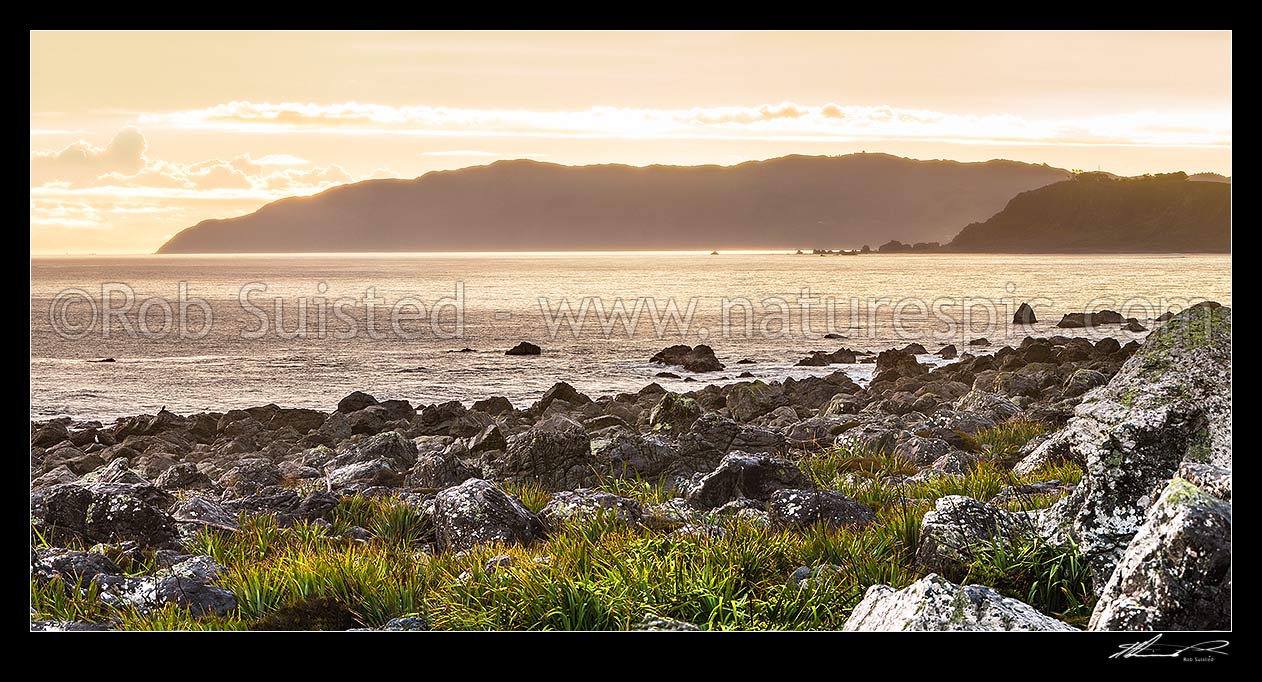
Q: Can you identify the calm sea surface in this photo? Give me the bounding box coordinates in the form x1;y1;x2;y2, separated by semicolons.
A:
30;252;1231;421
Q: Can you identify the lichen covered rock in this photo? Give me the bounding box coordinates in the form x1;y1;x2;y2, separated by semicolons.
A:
1089;477;1231;631
843;574;1076;631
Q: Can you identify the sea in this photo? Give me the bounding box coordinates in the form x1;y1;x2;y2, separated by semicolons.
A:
30;252;1231;422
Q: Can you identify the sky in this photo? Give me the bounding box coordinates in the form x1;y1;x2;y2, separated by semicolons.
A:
30;30;1232;254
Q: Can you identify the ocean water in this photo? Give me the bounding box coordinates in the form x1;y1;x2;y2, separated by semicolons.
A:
30;252;1231;422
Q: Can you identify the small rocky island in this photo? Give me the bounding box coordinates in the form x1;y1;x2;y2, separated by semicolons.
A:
31;304;1231;631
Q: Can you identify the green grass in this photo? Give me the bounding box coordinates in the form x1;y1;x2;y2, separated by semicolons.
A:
31;418;1087;631
963;536;1095;627
971;419;1048;467
500;481;552;514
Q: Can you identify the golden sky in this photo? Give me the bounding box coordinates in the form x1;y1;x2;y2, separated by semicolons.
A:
30;30;1232;254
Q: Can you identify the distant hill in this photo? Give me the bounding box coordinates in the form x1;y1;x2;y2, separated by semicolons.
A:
156;154;1069;253
947;172;1230;253
1187;172;1232;184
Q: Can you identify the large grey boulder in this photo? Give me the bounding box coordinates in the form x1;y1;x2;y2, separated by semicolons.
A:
405;451;479;489
915;496;1033;579
326;431;417;470
683;452;812;509
81;458;147;485
768;489;875;532
1089;478;1231;631
486;415;597;490
170;496;241;532
590;431;678;480
843;574;1076;631
97;574;238;617
431;479;546;552
893;435;964;467
954;390;1021;422
326;458;403;489
648;393;702;434
32;548;123;584
32;483;177;548
1038;303;1231;589
155;462;216;492
725;381;789;422
540;488;643;526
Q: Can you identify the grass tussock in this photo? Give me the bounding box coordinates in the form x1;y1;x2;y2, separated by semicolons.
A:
964;536;1096;627
31;418;1088;631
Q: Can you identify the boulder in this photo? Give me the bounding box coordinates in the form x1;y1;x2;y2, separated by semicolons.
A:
326;459;403;489
81;458;147;485
467;424;507;454
725;381;789;422
328;431;417;470
590;431;678;480
843;574;1076;631
431;479;546;552
650;344;724;372
533;382;593;414
540;488;643;526
783;417;858;449
472;396;514;416
1056;310;1124;328
1013;302;1038;325
404;451;479;489
648;393;702;434
954;390;1021;422
768;489;875;531
1038;303;1231;589
32;548;123;584
893;436;961;467
915;496;1033;579
32;465;79;489
218;458;282;494
938;344;958;360
486;416;596;489
97;574;237;617
170;496;241;532
795;348;858;366
505;341;542;355
683;452;813;509
155;462;216;492
1088;478;1231;631
874;349;927;378
222;485;301;517
336;391;378;413
32;483;178;548
1176;461;1231;501
1060;368;1108;398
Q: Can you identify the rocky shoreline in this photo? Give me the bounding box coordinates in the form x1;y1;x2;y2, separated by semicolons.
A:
30;303;1231;631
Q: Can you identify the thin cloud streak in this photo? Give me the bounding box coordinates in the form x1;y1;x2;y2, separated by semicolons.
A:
141;100;1232;149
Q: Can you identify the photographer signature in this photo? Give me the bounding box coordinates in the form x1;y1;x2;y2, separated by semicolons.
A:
1111;634;1229;660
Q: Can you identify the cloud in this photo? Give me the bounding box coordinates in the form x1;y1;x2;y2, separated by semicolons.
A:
30;127;148;185
31;129;359;195
30;129;374;250
140;100;1232;148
